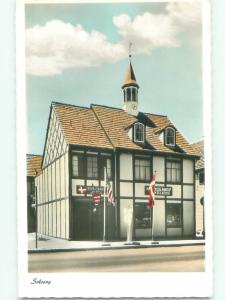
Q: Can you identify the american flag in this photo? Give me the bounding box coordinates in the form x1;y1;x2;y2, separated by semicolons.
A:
147;175;155;208
107;180;114;205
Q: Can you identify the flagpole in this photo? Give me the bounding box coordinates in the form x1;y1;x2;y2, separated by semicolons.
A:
151;205;154;242
103;167;106;243
151;171;157;244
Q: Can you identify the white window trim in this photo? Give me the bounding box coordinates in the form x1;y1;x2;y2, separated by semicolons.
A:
124;87;138;102
134;122;145;143
165;127;176;146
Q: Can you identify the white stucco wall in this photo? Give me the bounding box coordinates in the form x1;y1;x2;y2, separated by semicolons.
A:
167;185;181;199
120;182;133;197
183;159;194;184
183;185;194;199
135;183;146;198
120;153;133;180
195;177;204;232
183;201;194;236
153;156;165;182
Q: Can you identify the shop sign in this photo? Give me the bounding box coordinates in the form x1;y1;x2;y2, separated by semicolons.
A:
145;186;172;196
77;185;104;195
92;193;101;204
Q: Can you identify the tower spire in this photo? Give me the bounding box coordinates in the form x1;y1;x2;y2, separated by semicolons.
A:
121;43;139;116
129;41;132;61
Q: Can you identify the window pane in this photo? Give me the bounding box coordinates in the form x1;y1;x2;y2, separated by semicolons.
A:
87;156;98;178
72;155;78;176
134;123;144;142
166;128;175;145
132;88;136;102
199;171;205;184
127;88;131;101
106;158;111;178
166;204;181;227
135;203;152;229
135;159;150;181
166;160;181;182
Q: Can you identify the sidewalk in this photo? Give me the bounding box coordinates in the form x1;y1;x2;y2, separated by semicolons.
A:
28;233;205;253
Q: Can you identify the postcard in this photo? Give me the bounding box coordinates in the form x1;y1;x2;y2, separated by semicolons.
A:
17;0;212;297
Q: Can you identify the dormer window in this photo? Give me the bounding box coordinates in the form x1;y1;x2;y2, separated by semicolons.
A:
134;123;145;143
165;127;176;146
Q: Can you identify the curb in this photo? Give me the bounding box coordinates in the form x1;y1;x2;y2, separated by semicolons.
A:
28;242;205;254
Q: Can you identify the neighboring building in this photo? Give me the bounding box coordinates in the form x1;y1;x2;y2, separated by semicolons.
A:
34;61;199;241
26;154;42;233
192;140;205;236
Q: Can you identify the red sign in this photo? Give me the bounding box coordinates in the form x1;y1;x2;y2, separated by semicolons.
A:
92;193;101;204
77;185;88;194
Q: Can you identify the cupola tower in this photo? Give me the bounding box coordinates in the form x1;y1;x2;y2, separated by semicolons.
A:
122;54;139;116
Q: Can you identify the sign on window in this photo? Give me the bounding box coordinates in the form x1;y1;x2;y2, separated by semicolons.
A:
145;186;172;196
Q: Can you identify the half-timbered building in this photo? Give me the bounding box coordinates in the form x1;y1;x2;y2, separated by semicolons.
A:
26;154;42;233
34;62;199;241
192;140;205;237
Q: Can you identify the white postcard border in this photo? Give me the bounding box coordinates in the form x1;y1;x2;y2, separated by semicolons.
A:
17;0;213;297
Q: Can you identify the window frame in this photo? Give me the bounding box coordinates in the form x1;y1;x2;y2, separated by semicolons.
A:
165;127;176;146
133;122;145;143
198;170;205;185
134;156;151;182
166;203;182;228
99;156;112;180
86;155;98;179
135;202;152;229
166;158;182;183
71;154;85;178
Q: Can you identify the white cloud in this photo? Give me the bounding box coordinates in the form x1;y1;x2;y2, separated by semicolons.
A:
26;20;126;76
166;1;202;26
26;2;202;76
113;12;179;54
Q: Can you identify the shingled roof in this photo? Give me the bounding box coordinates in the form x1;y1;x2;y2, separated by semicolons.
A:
27;154;42;177
122;62;139;87
53;102;113;149
51;102;198;157
191;140;204;169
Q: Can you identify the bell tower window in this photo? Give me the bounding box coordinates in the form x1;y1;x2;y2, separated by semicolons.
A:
134;123;145;143
165;127;176;146
127;88;131;101
132;87;137;102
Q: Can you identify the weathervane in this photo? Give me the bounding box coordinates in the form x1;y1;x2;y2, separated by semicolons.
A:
129;41;132;61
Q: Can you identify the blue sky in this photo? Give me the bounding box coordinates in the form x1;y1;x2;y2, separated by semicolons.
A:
26;1;203;155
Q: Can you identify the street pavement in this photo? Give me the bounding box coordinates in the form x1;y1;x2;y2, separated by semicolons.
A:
28;245;205;272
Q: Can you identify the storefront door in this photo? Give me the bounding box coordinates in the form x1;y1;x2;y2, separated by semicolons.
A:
72;197;115;241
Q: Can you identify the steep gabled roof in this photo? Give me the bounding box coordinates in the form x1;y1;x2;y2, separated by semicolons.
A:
27;154;42;177
46;102;198;157
52;102;113;149
191;140;204;169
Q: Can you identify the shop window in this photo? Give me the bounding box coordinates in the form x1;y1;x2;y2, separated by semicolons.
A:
134;123;145;143
135;158;151;181
100;156;112;179
165;127;176;146
166;160;181;183
87;156;98;178
72;154;85;177
166;203;182;227
199;171;205;185
135;203;152;229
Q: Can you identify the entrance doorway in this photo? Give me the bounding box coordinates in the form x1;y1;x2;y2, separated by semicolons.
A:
72;197;115;241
